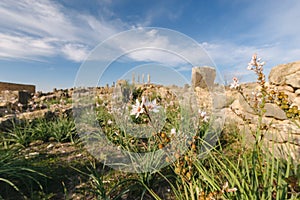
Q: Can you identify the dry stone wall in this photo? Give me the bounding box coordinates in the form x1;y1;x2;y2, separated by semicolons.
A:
0;81;35;93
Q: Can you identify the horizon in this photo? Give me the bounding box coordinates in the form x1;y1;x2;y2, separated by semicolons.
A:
1;0;300;92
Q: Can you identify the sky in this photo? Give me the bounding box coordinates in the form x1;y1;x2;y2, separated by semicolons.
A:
0;0;300;92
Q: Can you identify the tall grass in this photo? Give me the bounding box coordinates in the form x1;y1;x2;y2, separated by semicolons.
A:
0;150;46;199
1;115;77;148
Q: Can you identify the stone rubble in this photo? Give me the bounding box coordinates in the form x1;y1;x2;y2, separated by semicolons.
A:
0;60;299;161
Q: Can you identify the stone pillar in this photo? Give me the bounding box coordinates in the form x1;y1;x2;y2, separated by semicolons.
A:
142;74;145;84
137;74;140;83
132;72;135;84
147;74;150;84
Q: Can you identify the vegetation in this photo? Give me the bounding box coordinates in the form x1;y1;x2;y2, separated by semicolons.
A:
0;55;299;199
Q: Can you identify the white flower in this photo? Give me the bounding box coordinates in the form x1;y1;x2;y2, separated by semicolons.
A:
107;119;113;125
130;97;145;118
230;77;240;89
247;54;265;71
198;109;209;122
171;128;176;135
227;187;238;193
144;98;161;113
203;116;209;122
247;64;253;70
198;110;206;118
222;181;237;193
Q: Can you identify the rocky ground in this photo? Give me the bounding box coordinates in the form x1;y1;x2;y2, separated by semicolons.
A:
1;61;300;162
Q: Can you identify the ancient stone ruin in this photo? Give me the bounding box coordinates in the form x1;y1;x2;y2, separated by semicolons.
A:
0;62;299;161
0;81;35;93
191;66;216;89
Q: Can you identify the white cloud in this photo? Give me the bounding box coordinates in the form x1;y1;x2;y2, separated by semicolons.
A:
0;0;299;69
0;0;123;62
61;43;89;62
0;33;55;60
87;28;214;68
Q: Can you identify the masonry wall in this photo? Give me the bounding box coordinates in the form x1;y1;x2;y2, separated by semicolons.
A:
0;82;36;93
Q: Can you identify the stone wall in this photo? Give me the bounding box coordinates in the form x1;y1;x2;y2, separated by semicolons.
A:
0;81;35;94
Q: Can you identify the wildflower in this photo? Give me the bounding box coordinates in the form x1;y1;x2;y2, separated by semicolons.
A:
198;109;209;122
107;119;113;125
222;181;237;193
130;96;145;118
230;77;240;89
171;128;176;135
198;110;206;118
60;99;66;105
227;187;238;193
247;53;266;71
144;98;161;113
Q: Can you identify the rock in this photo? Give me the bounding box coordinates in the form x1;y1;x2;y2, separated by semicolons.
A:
293;97;300;107
29;140;44;146
18;91;31;105
295;89;300;96
277;85;294;93
19;109;49;120
40;96;46;101
116;79;127;86
212;93;227;109
158;87;170;99
192;66;216;89
286;71;300;89
264;103;287;120
25;152;39;159
238;94;256;114
269;60;300;88
47;144;54;149
0;115;16;131
0;102;7;107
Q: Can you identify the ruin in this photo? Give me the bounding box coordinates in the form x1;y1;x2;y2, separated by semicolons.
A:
0;81;35;93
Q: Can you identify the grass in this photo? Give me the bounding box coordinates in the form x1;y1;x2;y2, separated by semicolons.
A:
0;55;299;199
0;105;299;199
1;114;77;149
0;149;47;199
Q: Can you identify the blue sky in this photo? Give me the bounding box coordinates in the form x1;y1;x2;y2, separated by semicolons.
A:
0;0;300;91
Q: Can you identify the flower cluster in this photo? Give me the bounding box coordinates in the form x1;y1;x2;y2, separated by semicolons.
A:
247;53;266;86
230;77;240;90
130;96;161;118
230;53;300;124
247;53;265;71
231;54;268;115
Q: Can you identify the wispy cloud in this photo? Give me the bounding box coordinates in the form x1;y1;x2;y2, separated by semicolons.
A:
87;28;214;69
61;43;89;62
0;33;56;61
0;0;123;62
200;0;300;80
0;0;299;71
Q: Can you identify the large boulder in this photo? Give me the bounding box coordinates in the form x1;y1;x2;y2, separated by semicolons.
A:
269;61;300;89
191;67;216;89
